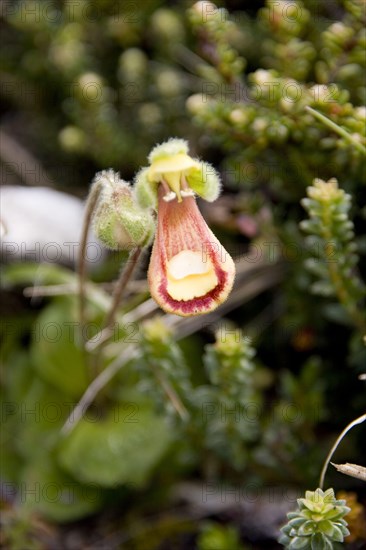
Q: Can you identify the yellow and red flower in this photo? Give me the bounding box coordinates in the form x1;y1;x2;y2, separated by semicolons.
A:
135;139;235;317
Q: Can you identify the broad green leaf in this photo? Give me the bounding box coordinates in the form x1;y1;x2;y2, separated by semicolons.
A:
58;404;173;488
30;298;88;398
1;350;33;403
1;263;74;287
20;456;102;522
0;421;23;482
13;378;69;461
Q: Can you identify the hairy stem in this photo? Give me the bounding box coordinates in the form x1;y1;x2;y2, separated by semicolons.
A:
86;247;143;352
78;180;103;335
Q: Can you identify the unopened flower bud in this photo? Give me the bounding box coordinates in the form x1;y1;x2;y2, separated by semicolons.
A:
92;170;155;250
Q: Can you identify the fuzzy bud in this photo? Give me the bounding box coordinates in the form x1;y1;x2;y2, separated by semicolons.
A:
92;170;155;250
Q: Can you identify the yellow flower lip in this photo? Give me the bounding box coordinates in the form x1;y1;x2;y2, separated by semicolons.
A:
148;153;200;201
148;153;199;180
148;188;235;316
167;250;211;279
166;250;219;301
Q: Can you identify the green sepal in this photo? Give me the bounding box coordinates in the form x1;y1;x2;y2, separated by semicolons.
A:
187;161;222;202
134;166;159;210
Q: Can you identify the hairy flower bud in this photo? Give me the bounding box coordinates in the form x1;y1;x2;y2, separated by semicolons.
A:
92;170;155;250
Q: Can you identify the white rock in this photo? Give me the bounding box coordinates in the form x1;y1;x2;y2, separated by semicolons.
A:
0;186;106;267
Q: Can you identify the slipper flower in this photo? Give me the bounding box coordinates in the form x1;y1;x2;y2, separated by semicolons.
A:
134;139;235;316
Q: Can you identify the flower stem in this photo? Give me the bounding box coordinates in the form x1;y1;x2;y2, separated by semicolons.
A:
153;367;190;421
61;345;139;436
319;413;366;489
305;106;366;156
78;179;103;336
86;247;143;352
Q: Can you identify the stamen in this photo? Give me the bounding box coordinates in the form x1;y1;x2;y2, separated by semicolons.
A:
163;191;177;202
181;189;195;198
181;175;189;190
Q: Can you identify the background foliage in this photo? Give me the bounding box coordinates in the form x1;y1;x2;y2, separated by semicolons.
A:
1;0;365;548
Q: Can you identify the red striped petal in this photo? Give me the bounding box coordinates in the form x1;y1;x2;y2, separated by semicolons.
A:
148;187;235;316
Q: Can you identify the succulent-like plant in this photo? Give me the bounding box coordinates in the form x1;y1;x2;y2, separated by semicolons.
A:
300;177;366;333
279;488;350;549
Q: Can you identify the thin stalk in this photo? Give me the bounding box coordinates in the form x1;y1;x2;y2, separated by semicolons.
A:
23;280;148;298
61;257;284;436
305;106;366;156
319;413;366;489
60;343;189;437
152;367;190;421
61;345;139;436
86;247;142;352
78;179;103;334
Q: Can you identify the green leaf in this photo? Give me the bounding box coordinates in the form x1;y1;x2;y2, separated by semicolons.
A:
310;532;332;550
30;298;88;398
20;456;102;522
331;524;345;542
58;403;173;488
287;512;301;519
278;533;291;546
0;429;23;482
289;536;309;549
288;518;307;529
322;488;335;501
197;522;243;550
300;498;321;513
0;350;36;472
11;378;70;461
1;350;33;402
318;519;334;537
2;263;74;287
323;507;345;521
298;520;315;536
